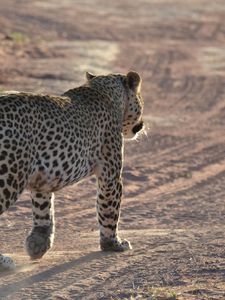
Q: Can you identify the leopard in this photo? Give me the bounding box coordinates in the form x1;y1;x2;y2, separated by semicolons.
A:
0;71;144;269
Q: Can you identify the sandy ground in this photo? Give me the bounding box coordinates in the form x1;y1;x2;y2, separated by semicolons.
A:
1;0;225;299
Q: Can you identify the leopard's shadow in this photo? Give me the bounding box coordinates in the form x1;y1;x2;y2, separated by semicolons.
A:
0;250;111;298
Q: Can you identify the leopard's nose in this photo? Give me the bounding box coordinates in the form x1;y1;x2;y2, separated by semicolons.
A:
132;121;144;134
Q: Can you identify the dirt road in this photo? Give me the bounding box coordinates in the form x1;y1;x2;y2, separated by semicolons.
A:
1;1;225;299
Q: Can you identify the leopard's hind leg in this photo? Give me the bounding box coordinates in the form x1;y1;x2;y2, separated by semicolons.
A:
25;191;55;260
0;171;25;270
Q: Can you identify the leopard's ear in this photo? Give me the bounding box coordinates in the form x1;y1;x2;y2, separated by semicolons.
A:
86;72;96;81
126;71;141;93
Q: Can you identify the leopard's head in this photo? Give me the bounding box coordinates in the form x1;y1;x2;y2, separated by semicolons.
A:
122;71;144;139
86;71;144;139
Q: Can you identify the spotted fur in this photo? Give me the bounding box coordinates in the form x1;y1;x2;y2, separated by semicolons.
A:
0;71;144;268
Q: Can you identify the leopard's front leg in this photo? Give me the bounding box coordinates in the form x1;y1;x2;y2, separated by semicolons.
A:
25;192;55;259
95;144;132;252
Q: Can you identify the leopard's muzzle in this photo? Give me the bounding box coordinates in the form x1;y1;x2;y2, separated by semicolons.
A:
132;121;144;135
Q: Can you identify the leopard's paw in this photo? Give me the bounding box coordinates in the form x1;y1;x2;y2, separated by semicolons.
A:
0;254;16;270
100;237;132;252
25;226;54;260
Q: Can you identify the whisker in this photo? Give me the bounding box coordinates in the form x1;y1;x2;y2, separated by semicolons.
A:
134;123;150;142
